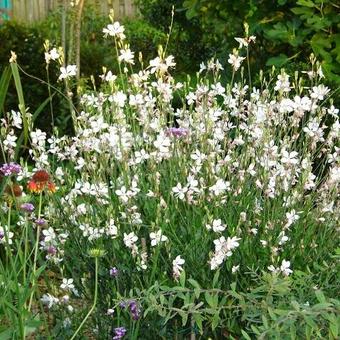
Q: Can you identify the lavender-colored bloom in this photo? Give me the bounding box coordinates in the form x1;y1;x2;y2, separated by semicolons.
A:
0;230;4;240
35;218;47;226
47;246;57;255
165;127;189;138
109;267;119;278
20;203;35;213
0;163;22;176
113;327;126;339
119;301;127;309
129;300;141;320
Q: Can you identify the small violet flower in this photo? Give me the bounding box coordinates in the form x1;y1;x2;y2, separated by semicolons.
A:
165;127;189;138
113;327;127;339
109;267;119;278
35;218;47;226
20;203;35;213
0;163;21;176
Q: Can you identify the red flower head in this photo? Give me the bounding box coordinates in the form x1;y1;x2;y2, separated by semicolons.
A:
28;169;56;194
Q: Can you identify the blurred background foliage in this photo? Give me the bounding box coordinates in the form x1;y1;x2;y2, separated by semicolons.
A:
0;0;339;133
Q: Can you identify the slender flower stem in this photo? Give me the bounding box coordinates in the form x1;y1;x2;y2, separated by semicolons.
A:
28;191;43;311
246;46;252;89
70;257;99;340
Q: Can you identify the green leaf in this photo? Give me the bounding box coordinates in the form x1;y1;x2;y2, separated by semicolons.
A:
266;54;289;67
296;0;316;7
0;327;12;340
212;270;220;288
179;310;188;326
211;313;219;331
310;33;332;62
193;313;203;334
315;290;326;303
188;278;200;289
0;66;12;115
241;330;252;340
10;62;28;146
180;270;186;288
205;292;214;308
330;317;338;338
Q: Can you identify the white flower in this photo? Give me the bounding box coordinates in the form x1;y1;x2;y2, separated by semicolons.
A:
310;85;330;101
60;278;75;291
275;73;290;92
0;226;14;245
111;91;127;107
280;260;293;276
228;52;245;71
206;219;226;233
172;183;188;200
115;186;133;203
11;110;22;129
41;293;59;309
42;227;56;243
209;179;230;196
49;48;60;60
281;150;299;165
123;232;138;248
103;22;125;40
118;48;134;64
150;229;168;246
45;48;60;63
58;65;77;80
234;36;256;48
107;308;115;315
107;218;118;238
31;129;47;149
3;133;17;151
172;255;185;280
232;265;240;273
100;70;117;82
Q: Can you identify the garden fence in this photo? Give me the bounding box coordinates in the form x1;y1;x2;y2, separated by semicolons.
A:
0;0;136;23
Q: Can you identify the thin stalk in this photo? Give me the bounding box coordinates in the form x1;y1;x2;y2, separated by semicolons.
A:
46;65;54;128
246;46;252;89
28;191;43;311
70;257;99;340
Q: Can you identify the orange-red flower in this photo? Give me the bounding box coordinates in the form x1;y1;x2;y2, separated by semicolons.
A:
27;170;56;194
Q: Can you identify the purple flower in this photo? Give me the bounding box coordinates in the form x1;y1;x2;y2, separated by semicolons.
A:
119;301;127;309
0;163;22;176
47;246;57;255
165;127;189;138
20;203;35;213
109;267;119;278
129;300;141;320
113;327;126;339
0;230;4;240
35;218;47;226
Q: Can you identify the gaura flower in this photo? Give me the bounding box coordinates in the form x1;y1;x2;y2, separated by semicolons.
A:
27;170;56;194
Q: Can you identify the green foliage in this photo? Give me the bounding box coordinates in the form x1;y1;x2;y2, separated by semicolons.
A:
135;0;209;72
0;20;57;132
182;0;340;84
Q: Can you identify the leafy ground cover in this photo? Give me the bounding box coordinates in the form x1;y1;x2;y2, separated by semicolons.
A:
0;17;339;339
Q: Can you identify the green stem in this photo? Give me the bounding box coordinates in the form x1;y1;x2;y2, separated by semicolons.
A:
28;191;43;311
70;257;99;340
246;46;252;89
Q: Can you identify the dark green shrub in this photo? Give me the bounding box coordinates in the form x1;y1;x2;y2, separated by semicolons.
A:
135;0;208;73
0;20;58;132
182;0;340;85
